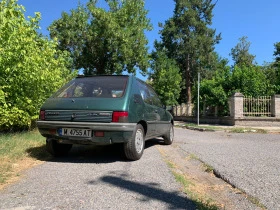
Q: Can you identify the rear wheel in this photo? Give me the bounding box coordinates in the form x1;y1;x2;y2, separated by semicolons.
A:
163;124;174;145
124;124;145;161
46;138;72;156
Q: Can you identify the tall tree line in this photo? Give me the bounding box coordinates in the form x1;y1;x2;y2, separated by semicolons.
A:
154;0;221;104
3;0;280;132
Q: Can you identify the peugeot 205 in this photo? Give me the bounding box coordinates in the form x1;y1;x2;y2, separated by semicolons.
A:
37;75;174;161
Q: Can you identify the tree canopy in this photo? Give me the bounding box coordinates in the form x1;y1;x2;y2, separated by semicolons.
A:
49;0;152;75
149;49;182;106
0;0;76;131
157;0;221;103
230;36;256;67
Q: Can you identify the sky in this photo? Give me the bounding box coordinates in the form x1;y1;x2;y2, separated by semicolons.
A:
17;0;280;67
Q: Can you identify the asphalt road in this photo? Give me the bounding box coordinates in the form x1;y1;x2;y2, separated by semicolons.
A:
175;127;280;210
0;141;195;210
0;128;279;209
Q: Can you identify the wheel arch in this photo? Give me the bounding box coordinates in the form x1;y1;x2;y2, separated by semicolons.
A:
137;120;147;136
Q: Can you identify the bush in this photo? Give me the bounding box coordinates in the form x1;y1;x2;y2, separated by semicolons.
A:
0;0;76;131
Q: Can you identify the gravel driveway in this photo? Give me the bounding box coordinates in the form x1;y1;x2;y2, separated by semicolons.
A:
175;127;280;210
0;142;195;210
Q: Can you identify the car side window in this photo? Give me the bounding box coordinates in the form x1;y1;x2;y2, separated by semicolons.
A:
136;80;163;107
147;86;163;107
136;80;152;105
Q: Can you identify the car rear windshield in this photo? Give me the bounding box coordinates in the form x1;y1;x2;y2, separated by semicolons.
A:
52;76;128;98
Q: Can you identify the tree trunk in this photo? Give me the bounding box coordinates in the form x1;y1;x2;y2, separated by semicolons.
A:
186;54;192;104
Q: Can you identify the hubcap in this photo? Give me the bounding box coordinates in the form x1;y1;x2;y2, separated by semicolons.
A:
135;129;144;153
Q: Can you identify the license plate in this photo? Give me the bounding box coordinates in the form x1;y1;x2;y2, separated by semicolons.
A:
59;128;92;137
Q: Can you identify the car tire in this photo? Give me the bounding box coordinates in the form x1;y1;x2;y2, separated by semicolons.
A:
124;124;145;161
163;124;174;145
46;138;72;156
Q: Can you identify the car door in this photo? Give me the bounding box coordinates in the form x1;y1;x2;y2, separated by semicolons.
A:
146;86;170;136
136;80;158;138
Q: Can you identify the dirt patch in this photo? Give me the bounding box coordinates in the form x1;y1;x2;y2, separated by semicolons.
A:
157;143;264;210
0;157;44;191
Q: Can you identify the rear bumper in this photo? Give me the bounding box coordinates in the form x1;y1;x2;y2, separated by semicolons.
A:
36;120;136;145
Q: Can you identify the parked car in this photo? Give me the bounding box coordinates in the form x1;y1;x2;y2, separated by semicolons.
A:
37;75;174;160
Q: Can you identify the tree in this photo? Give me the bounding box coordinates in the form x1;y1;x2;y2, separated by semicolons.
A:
273;42;280;64
230;36;256;67
49;0;152;75
0;0;75;131
158;0;221;104
272;42;280;74
262;42;280;94
195;56;230;115
230;65;268;97
149;49;182;105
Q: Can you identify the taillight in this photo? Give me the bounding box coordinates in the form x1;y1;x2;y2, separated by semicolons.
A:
112;111;128;122
40;110;45;120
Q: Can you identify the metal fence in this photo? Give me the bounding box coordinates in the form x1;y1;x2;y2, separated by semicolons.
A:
243;96;272;117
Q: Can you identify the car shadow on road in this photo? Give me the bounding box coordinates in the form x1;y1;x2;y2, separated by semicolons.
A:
87;175;196;209
26;138;166;164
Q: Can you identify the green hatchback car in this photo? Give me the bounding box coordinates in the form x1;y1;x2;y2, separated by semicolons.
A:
37;75;174;160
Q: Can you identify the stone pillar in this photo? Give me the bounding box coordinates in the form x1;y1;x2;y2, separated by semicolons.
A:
187;103;193;116
271;95;280;117
176;105;181;116
229;93;244;119
181;103;186;116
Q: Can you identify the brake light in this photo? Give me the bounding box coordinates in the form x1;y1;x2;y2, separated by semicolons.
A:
40;110;45;120
112;111;128;122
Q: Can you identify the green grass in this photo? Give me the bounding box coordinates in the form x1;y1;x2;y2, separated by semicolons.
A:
189;153;200;161
0;130;49;184
184;124;223;131
189;154;214;174
179;123;268;134
229;127;267;134
165;159;219;210
202;163;214;173
172;168;219;210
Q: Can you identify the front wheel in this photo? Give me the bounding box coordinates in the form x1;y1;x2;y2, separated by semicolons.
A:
124;124;145;161
163;124;174;145
46;138;72;157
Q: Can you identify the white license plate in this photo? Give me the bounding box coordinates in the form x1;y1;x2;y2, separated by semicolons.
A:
59;128;92;137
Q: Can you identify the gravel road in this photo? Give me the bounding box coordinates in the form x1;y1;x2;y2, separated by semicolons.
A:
175;127;280;210
0;142;195;210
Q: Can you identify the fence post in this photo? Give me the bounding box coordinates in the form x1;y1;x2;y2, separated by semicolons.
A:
229;92;244;119
271;95;280;117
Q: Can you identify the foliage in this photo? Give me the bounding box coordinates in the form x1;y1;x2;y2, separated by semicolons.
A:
196;58;272;115
230;36;256;67
273;42;280;64
0;0;76;131
49;0;152;75
149;50;182;105
230;65;268;97
264;42;280;93
157;0;221;103
194;57;230;115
